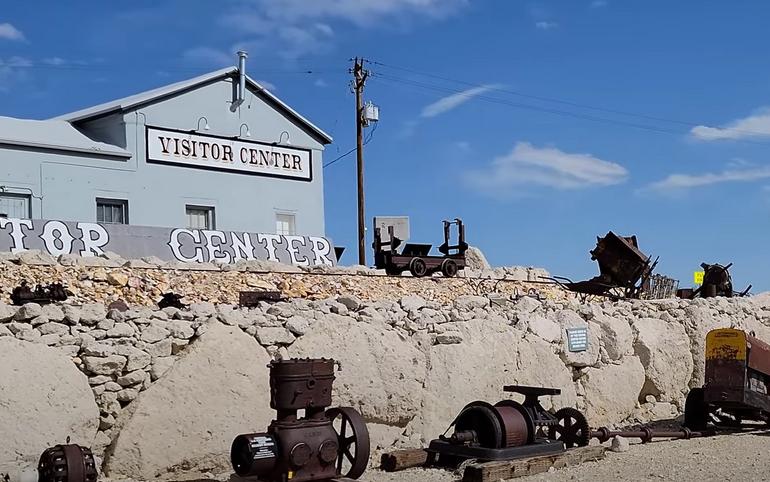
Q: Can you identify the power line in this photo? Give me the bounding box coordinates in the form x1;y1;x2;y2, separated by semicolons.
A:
371;72;770;145
369;59;770;140
323;123;377;169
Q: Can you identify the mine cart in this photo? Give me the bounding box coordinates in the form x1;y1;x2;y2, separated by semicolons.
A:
549;231;657;299
685;328;770;430
373;218;468;278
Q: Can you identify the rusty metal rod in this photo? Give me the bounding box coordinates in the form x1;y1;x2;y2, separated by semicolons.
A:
590;427;713;444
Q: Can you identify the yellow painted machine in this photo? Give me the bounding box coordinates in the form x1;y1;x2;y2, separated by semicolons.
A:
685;328;770;430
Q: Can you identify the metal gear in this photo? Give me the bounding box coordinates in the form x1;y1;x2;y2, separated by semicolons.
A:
548;407;590;448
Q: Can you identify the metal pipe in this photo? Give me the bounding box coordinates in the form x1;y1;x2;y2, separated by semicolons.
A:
237;50;248;104
590;426;712;444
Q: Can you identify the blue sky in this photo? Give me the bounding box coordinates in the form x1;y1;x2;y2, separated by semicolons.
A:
1;1;769;292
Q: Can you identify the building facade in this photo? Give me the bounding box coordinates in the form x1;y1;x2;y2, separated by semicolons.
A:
0;58;332;239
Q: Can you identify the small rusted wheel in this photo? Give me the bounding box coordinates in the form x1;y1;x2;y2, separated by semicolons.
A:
548;407;590;448
409;258;428;277
684;388;708;431
441;259;459;278
326;407;370;479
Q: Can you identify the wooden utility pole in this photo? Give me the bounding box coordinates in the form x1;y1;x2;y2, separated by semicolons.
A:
352;57;369;266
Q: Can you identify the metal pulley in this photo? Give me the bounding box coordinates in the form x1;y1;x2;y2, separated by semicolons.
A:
38;444;98;482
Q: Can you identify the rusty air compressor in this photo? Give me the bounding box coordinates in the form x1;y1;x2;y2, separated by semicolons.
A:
231;358;370;482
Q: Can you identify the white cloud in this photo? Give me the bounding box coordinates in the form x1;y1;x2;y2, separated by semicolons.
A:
690;108;770;141
0;56;31;92
421;84;498;118
0;23;24;41
244;0;467;25
467;142;629;194
314;78;328;88
535;21;558;30
182;47;233;67
590;0;608;7
648;165;770;191
218;0;465;61
42;57;66;66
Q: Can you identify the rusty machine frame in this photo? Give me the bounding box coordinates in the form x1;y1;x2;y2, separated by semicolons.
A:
231;358;370;482
373;218;468;278
677;263;752;299
427;385;591;464
684;328;770;430
37;441;98;482
549;231;657;300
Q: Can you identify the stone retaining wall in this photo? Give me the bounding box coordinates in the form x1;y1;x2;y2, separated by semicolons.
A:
2;290;769;481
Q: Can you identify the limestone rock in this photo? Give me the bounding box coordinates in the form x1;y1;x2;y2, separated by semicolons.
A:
610;435;630;452
107;322;272;480
255;327;295;346
400;295;427;312
581;355;645;426
82;355;127;376
107;272;129;287
285;316;310;336
0;337;98;469
141;323;170;343
633;317;693;402
594;313;633;361
337;295;362;311
526;315;561;343
556;310;601;368
14;303;42;321
0;302;16;322
435;331;463;344
289;317;427;428
80;303;107;325
465;246;491;271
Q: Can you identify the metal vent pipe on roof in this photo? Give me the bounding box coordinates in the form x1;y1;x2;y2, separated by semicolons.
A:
237;50;247;103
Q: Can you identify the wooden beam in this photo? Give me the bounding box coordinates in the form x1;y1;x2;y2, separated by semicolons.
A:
380;448;431;471
462;445;606;482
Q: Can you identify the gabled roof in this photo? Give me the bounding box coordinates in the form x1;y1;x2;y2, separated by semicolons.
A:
53;68;333;144
0;116;131;158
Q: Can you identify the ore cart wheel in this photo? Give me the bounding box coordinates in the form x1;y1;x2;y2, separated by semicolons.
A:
326;407;370;479
548;407;590;448
38;444;98;482
441;259;459;278
684;387;709;431
409;258;428;277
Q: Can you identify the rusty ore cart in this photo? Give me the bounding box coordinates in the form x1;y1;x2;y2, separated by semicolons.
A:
373;218;468;278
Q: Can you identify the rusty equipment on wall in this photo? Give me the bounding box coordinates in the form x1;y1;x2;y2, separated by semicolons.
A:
427;385;591;464
38;441;98;482
373;218;467;278
677;263;752;299
239;290;286;306
157;292;186;309
231;358;370;482
11;280;69;305
684;328;770;431
549;232;657;300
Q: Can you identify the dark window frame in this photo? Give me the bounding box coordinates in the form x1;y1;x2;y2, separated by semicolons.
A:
185;205;216;230
0;192;32;219
96;198;129;224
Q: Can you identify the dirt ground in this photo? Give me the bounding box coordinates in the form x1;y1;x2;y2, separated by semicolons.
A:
362;431;770;482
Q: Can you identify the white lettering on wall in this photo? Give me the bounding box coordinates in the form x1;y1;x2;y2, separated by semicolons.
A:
40;220;74;256
284;235;310;267
78;223;109;257
168;228;204;262
0;218;33;254
309;236;334;266
202;230;232;264
231;232;255;262
257;234;282;261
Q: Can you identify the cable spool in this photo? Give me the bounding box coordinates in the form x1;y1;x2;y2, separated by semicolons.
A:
450;401;532;449
38;444;98;482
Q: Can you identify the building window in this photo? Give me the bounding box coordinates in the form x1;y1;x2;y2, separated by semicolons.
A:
186;205;215;230
276;213;296;236
0;193;31;219
96;198;128;224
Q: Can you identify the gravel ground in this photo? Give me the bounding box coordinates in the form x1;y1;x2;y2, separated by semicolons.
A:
361;432;770;482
